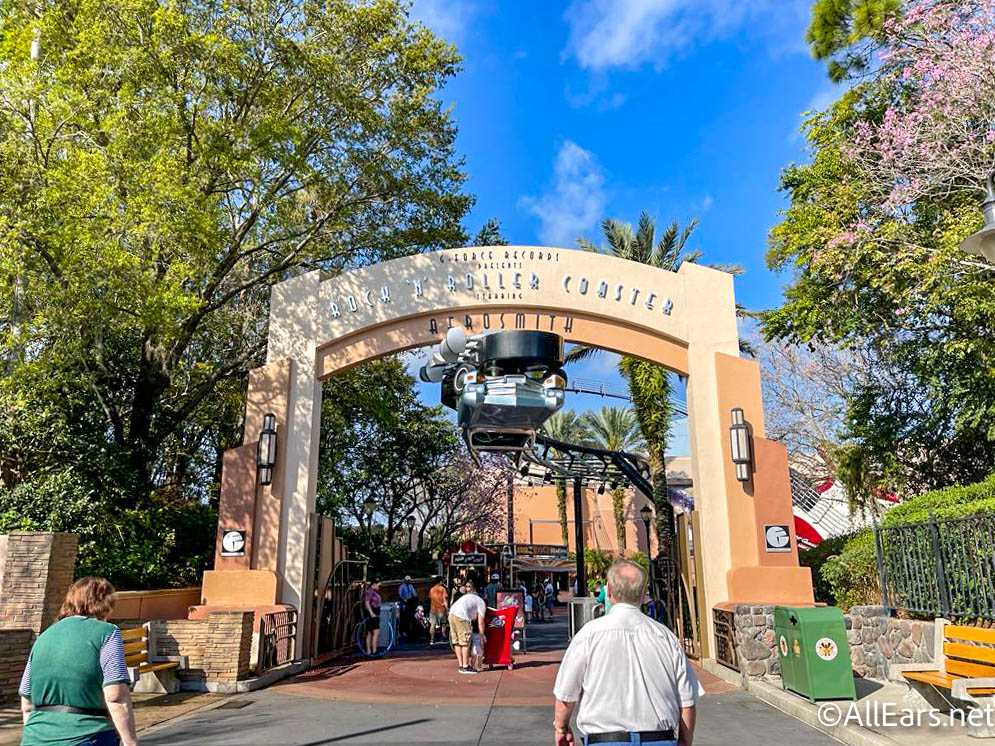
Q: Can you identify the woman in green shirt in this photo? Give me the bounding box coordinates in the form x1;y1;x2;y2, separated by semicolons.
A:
19;577;139;746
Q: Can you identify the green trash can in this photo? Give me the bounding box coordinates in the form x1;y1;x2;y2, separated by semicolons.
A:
774;606;856;702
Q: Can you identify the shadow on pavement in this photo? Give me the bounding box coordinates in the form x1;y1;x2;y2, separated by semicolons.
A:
295;719;433;745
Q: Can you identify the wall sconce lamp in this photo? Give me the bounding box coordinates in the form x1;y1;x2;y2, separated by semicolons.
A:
729;408;752;482
256;412;277;486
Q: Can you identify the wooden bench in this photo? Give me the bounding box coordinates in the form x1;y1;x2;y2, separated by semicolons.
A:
890;619;995;738
121;624;186;694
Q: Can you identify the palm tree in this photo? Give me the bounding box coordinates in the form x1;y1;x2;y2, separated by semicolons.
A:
539;410;591;545
581;406;645;552
568;212;743;555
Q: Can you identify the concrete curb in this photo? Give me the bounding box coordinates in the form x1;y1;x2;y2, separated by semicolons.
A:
701;660;899;746
178;660;308;694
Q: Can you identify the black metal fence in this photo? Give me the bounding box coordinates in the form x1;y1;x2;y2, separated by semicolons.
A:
875;511;995;619
259;609;297;673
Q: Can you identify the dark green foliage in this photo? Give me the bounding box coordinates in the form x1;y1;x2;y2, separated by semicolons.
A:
806;0;902;81
799;534;854;605
472;218;509;246
0;469;216;589
820;529;879;611
882;472;995;525
815;474;995;611
584;548;616;589
336;527;438;581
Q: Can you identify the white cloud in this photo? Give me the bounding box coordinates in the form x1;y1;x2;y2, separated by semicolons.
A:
519;141;608;247
563;0;809;71
700;194;714;212
409;0;478;45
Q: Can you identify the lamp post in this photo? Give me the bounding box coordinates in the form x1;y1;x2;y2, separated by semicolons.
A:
256;413;277;486
640;504;655;604
406;514;416;551
362;497;376;532
960;172;995;261
729;408;752;482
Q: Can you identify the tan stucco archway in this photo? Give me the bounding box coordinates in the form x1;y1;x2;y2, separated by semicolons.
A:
198;247;813;659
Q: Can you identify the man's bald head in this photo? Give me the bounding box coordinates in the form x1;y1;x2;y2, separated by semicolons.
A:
606;559;648;605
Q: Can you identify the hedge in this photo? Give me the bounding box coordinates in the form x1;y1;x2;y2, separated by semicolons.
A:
816;473;995;612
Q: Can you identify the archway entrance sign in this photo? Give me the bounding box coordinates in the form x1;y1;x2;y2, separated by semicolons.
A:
198;247;814;659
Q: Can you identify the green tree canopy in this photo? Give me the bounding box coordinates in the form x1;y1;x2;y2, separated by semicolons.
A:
806;0;902;81
0;0;471;585
764;68;995;497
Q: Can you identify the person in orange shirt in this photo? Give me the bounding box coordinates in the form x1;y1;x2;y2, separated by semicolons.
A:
428;577;449;646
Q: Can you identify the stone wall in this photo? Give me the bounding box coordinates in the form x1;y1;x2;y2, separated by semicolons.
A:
0;533;78;634
846;605;934;680
728;603;935;682
152;611;254;691
0;629;33;702
0;532;78;701
733;604;779;677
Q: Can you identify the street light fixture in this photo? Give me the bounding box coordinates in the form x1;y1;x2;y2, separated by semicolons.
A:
640;505;655;603
406;514;416;551
362;497;376;519
729;408;752;482
256;413;278;486
960;172;995;262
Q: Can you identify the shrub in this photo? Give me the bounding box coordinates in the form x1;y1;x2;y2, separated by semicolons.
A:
820;529;879;611
883;472;995;525
799;534;852;605
813;472;995;612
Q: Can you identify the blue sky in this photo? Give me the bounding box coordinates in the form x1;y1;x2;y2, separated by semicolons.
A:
407;0;837;456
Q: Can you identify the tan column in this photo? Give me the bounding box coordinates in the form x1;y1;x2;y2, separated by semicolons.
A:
265;271;323;656
680;263;743;647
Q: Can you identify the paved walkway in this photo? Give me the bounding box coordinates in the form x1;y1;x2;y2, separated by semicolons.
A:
142;617;839;746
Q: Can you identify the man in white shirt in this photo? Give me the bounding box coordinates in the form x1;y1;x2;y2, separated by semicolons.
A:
448;580;487;675
552;560;698;746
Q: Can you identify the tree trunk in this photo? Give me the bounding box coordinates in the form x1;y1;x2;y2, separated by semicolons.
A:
651;454;674;555
612;488;627;553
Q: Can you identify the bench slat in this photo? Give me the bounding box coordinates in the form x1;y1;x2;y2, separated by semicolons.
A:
123;640;147;656
945;641;995;666
138;662;180;674
119;628;146;643
125;652;149;667
945;625;995;644
903;670;995;695
945;658;995;679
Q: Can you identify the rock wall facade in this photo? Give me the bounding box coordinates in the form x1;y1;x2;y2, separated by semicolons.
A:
728;603;935;681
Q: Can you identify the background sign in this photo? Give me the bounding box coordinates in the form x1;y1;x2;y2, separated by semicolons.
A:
764;525;792;553
514;544;568;559
451;552;487;566
221;530;246;557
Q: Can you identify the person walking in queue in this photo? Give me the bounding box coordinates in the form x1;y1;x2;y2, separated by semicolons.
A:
19;577;140;746
552;560;698;746
363;580;383;655
484;573;501;608
398;575;417;640
448;581;486;675
428;576;448;645
544;577;556;618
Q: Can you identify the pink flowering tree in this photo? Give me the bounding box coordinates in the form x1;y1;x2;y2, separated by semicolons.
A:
847;0;995;220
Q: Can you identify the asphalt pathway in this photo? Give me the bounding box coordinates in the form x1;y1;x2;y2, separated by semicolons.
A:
142;615;840;746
